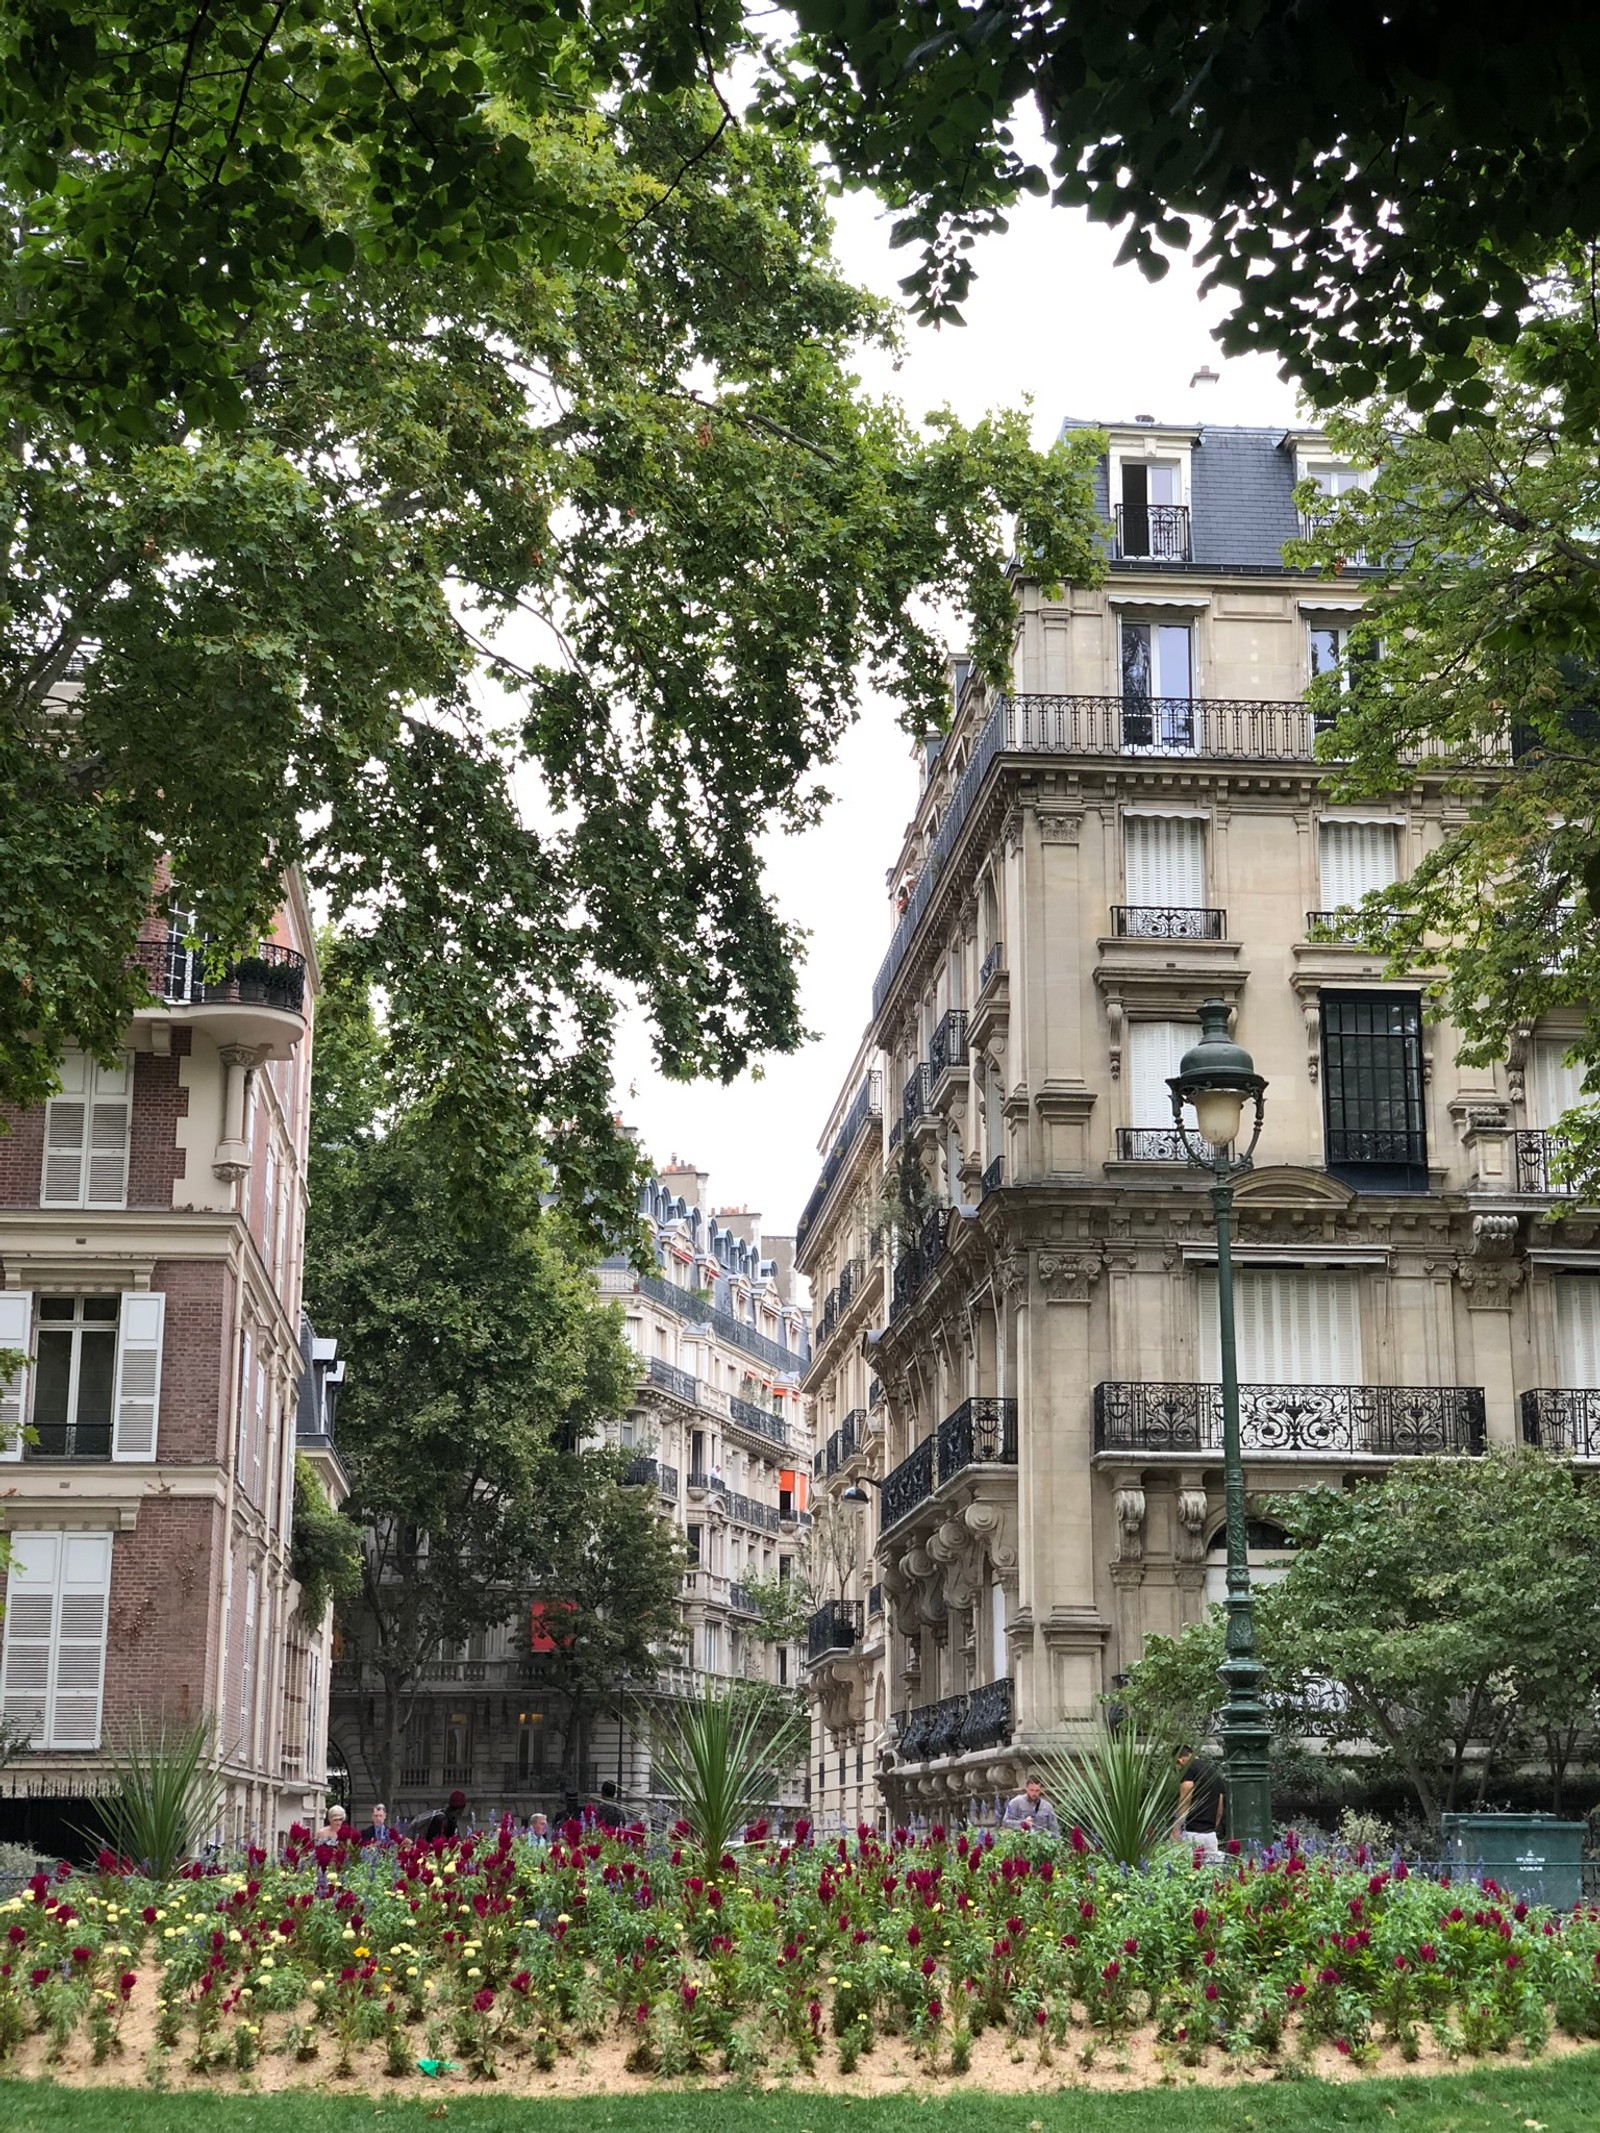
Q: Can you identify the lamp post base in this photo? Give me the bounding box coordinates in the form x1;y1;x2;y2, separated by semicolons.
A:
1218;1650;1273;1849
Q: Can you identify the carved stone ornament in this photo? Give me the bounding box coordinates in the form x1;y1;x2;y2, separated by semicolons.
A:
1471;1212;1520;1261
1457;1259;1527;1308
1114;1478;1146;1563
1036;808;1083;845
1036;1250;1104;1303
963;1498;1019;1585
1508;1022;1532;1108
1106;997;1125;1082
1175;1484;1209;1564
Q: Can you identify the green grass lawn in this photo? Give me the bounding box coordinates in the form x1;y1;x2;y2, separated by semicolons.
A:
6;2058;1600;2133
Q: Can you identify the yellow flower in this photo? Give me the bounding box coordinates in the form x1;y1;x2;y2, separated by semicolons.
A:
556;1914;571;1926
406;1967;419;1978
467;1967;482;1979
355;1945;370;1957
310;1980;327;1995
260;1957;275;1972
228;1929;243;1943
342;1925;356;1940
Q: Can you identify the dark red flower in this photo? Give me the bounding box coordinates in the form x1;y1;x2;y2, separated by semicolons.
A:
473;1987;494;2013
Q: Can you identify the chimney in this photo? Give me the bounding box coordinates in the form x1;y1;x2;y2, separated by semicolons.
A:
716;1208;763;1254
658;1160;709;1208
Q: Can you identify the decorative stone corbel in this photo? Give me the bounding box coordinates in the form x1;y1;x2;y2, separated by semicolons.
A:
1037;1250;1105;1304
1174;1479;1209;1565
213;1042;269;1182
1106;996;1125;1081
1113;1472;1146;1563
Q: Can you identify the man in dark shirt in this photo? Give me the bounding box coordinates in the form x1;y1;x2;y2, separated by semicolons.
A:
591;1780;626;1829
1175;1744;1225;1854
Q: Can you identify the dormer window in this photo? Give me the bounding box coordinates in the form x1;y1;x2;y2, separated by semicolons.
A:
1116;461;1190;561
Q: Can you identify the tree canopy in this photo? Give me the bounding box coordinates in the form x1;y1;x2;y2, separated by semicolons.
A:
0;31;1105;1234
778;1;1600;428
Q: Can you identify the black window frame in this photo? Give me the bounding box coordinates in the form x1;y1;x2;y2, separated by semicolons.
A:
1320;989;1428;1191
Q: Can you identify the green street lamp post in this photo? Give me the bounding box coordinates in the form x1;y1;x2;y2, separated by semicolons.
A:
1168;997;1273;1849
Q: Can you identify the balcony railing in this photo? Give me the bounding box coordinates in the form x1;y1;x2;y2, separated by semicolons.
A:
882;1436;934;1530
981;1155;1003;1197
937;1395;1017;1484
867;1582;883;1617
978;940;1004;991
1113;501;1191;562
892;1209;954;1320
1515;1130;1573;1196
1521;1389;1600;1456
724;1490;781;1534
634;1270;805;1375
929;1008;969;1081
645;1356;698;1404
1093;1381;1487;1458
796;1069;884;1251
1114;1127;1204;1164
895;1679;1015;1761
1304;909;1360;940
901;1063;931;1131
134;932;308;1017
1111;905;1226;940
728;1581;761;1618
807;1597;864;1663
727;1393;789;1449
622;1454;680;1499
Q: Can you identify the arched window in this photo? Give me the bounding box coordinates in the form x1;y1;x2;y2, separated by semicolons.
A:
1204;1520;1296;1607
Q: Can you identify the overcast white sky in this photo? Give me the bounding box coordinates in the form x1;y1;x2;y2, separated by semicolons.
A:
610;165;1306;1249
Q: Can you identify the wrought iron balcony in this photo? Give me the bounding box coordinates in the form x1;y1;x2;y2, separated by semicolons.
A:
963;1675;1015;1751
891;1248;923;1319
902;1063;932;1131
687;1467;713;1494
645;1356;698;1404
1094;1380;1486;1458
1304;909;1359;940
807;1597;863;1663
724;1490;781;1534
936;1395;1017;1485
635;1271;802;1375
929;1008;969;1081
1521;1388;1600;1456
979;940;1004;991
981;1155;1003;1197
1111;905;1226;940
1113;501;1191;561
837;1256;867;1309
921;1206;953;1270
1114;1127;1204;1164
867;1582;883;1617
727;1393;789;1448
894;1680;1015;1762
135;932;308;1017
1515;1130;1573;1196
796;1069;883;1251
622;1455;679;1499
868;1378;886;1409
729;1581;761;1617
882;1435;934;1530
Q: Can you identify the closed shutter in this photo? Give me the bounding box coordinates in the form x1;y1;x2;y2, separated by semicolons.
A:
1556;1276;1600;1387
52;1532;113;1748
1319;822;1398;910
111;1291;165;1461
0;1530;112;1749
1199;1269;1363;1383
0;1290;32;1463
1124;816;1205;908
42;1052;130;1209
240;1568;258;1757
85;1057;132;1207
42;1050;90;1206
1534;1039;1585;1130
1128;1020;1194;1128
251;1356;267;1506
236;1330;253;1489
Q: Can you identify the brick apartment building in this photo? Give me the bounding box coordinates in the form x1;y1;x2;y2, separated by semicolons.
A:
0;886;343;1850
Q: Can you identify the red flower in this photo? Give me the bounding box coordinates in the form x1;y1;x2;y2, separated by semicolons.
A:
29;1967;49;1986
926;1997;942;2020
1335;2037;1352;2057
1316;1967;1339;1986
906;1925;921;1948
1069;1826;1088;1854
1101;1960;1120;1982
1204;1983;1219;2002
6;1926;23;1946
1192;1906;1209;1931
1417;1943;1437;1964
119;1972;137;2000
472;1988;494;2013
141;1906;157;1925
1285;1982;1306;2002
681;1982;698;2006
71;1946;92;1964
921;1956;937;1977
1122;1937;1138;1956
794;1819;811;1841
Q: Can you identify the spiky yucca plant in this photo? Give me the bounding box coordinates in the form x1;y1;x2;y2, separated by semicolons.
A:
97;1717;226;1881
1039;1727;1182;1869
653;1687;807;1873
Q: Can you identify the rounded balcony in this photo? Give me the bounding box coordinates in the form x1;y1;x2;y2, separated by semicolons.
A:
130;932;308;1058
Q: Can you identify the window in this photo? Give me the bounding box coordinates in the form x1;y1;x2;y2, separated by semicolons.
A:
1120;623;1194;749
1321;991;1427;1187
1556;1276;1600;1387
1127;1020;1199;1129
0;1529;113;1749
702;1622;721;1673
31;1296;118;1459
1124;814;1205;910
1118;461;1186;558
239;1567;258;1760
42;1050;132;1209
1533;1038;1585;1129
1319;821;1398;913
685;1523;702;1567
1204;1521;1298;1607
1197;1268;1363;1383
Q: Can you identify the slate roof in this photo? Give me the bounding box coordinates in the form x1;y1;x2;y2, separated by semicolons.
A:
1063;418;1318;574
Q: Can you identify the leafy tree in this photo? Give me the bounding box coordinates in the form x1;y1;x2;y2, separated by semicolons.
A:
304;960;639;1802
515;1443;687;1795
778;1;1600;428
0;56;1105;1229
1291;269;1600;1191
288;1454;363;1626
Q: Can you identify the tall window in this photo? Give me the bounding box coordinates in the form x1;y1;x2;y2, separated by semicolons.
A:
1127;1021;1199;1129
1120;622;1194;749
1124;814;1205;912
42;1050;132;1209
0;1529;113;1749
1118;461;1185;558
1319;821;1398;914
1321;991;1428;1187
32;1297;119;1459
1533;1037;1585;1129
1197;1267;1363;1383
1555;1276;1600;1387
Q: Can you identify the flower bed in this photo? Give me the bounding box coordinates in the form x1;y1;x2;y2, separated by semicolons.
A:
4;1818;1600;2092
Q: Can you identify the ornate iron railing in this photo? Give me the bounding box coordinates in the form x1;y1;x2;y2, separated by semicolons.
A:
645;1356;698;1404
807;1598;863;1662
902;1063;931;1131
981;1155;1003;1197
921;1206;953;1270
867;1582;883;1617
962;1676;1014;1751
1114;1127;1203;1164
837;1256;866;1309
929;1008;969;1081
795;1069;883;1251
1304;909;1358;940
135;932;308;1017
868;1379;886;1409
1521;1388;1600;1457
1093;1381;1486;1457
724;1491;781;1534
634;1271;803;1374
727;1393;789;1448
882;1436;934;1530
622;1455;679;1499
924;1693;969;1757
687;1467;712;1493
1515;1130;1573;1195
936;1396;1018;1484
891;1248;923;1319
1111;905;1226;940
728;1582;761;1618
1114;501;1191;561
839;1409;865;1461
978;940;1004;990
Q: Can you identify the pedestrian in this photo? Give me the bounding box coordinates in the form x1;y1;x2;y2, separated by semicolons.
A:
591;1780;626;1829
526;1812;550;1845
1001;1776;1060;1836
315;1803;349;1844
363;1801;394;1844
1174;1743;1226;1855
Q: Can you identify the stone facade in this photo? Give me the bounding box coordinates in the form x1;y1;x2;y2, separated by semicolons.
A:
0;887;342;1849
801;415;1598;1833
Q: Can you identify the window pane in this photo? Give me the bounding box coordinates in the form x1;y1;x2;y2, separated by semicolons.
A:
82;1296;119;1323
1321;992;1427;1180
37;1296;73;1323
33;1330;73;1430
76;1330;117;1430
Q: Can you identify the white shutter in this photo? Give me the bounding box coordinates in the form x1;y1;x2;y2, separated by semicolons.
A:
0;1531;57;1744
1319;822;1397;910
85;1056;132;1208
240;1568;258;1756
111;1291;165;1461
41;1049;90;1207
236;1330;253;1488
1124;816;1205;908
1556;1276;1600;1388
1534;1040;1586;1130
1199;1269;1363;1383
0;1290;32;1463
1128;1020;1193;1127
51;1532;112;1748
251;1356;267;1505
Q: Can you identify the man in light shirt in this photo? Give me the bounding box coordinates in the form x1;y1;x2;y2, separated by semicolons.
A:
1001;1776;1060;1836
